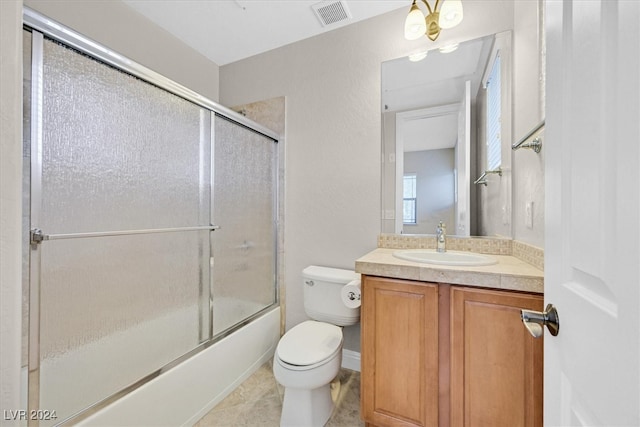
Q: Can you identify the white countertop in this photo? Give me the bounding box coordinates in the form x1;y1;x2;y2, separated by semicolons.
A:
355;248;544;293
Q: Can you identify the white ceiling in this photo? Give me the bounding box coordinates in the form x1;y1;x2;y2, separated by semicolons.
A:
402;113;459;152
122;0;408;66
121;0;489;154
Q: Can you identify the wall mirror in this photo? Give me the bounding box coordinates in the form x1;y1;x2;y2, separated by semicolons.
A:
381;31;514;237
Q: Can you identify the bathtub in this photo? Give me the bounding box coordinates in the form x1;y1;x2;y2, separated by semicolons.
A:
72;305;280;426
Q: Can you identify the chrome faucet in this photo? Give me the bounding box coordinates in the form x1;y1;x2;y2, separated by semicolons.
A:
436;221;447;253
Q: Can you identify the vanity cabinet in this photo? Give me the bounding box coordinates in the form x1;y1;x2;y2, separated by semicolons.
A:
361;276;543;427
450;286;543;427
361;276;439;427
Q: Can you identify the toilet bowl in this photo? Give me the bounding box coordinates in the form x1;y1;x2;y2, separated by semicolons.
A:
273;321;343;427
273;266;360;427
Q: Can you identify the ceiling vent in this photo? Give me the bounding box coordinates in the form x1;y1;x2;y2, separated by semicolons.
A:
312;0;352;27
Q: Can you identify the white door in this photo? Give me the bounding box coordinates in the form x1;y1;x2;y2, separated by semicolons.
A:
545;0;639;426
455;80;471;237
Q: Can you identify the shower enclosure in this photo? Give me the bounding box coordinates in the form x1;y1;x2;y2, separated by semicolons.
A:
22;9;279;426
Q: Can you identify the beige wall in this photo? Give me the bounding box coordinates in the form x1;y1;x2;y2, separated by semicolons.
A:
24;0;220;101
478;0;546;248
476;31;515;239
219;2;517;352
1;0;25;420
512;0;545;248
473;1;545;247
1;2;545;399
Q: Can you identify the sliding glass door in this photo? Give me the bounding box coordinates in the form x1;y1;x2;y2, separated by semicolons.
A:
23;17;279;425
211;116;278;335
28;33;212;424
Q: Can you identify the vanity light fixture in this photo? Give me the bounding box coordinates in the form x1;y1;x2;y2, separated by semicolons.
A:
404;0;464;41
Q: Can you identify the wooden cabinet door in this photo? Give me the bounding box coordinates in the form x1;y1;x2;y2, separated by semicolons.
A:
450;287;543;427
361;276;439;427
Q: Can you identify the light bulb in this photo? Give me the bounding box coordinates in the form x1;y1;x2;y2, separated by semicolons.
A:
408;51;428;62
439;0;463;29
439;43;459;53
404;2;426;40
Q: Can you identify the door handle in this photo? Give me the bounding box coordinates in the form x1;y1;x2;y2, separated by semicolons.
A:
521;304;560;338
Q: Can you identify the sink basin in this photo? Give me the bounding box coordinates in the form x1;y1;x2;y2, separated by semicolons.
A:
392;250;498;266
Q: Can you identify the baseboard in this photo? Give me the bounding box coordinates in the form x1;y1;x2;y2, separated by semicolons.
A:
341;349;360;372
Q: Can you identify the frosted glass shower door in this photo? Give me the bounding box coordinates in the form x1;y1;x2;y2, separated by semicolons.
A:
29;35;212;424
211;116;278;335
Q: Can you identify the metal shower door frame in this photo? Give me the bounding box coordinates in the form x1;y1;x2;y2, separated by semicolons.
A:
24;7;280;426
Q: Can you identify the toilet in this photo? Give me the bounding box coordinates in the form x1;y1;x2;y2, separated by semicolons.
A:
273;265;360;427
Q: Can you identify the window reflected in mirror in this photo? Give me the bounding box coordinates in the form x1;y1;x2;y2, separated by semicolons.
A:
485;54;502;170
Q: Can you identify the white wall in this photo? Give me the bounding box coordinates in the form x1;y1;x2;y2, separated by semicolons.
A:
219;2;516;352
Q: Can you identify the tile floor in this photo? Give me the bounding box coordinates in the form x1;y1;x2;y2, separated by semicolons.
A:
194;360;364;427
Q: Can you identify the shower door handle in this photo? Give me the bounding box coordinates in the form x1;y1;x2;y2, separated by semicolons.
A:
30;225;220;245
30;228;45;244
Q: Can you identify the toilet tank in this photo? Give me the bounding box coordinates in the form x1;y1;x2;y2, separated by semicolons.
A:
302;265;360;326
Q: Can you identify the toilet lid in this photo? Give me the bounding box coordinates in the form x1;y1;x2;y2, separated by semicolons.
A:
277;321;343;366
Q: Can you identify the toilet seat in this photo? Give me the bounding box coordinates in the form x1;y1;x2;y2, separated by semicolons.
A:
276;321;343;369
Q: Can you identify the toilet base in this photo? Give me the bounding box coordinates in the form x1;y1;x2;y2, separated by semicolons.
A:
280;383;334;427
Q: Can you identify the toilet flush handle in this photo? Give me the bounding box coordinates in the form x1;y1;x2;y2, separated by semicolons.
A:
305;280;314;286
347;291;360;301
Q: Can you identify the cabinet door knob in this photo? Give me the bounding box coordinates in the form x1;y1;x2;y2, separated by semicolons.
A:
521;304;560;338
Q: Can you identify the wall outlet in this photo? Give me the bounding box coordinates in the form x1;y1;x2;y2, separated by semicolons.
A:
525;202;534;229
